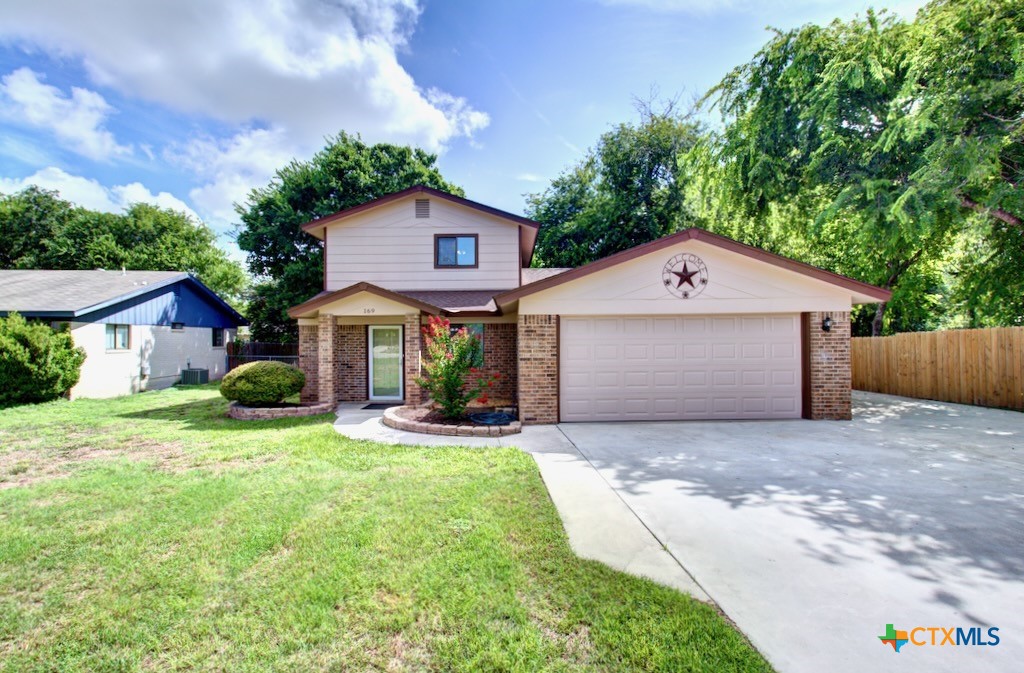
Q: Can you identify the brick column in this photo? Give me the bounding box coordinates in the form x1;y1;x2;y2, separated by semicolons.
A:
404;313;423;405
517;314;558;424
483;323;518;402
298;323;319;403
318;314;339;406
807;311;852;420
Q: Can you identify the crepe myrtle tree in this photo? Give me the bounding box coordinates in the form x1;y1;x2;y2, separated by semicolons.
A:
415;316;500;420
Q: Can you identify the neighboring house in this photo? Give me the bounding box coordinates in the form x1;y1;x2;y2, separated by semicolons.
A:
0;270;247;399
289;185;891;423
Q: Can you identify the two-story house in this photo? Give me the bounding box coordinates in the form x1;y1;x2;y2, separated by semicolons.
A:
288;185;890;424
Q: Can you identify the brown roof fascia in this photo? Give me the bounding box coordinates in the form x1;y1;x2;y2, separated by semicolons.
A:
445;308;503;318
496;228;892;304
300;185;541;235
287;282;443;318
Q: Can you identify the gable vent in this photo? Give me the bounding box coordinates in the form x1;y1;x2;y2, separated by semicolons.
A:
415;198;430;218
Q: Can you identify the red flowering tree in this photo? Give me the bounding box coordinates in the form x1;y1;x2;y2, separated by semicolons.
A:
416;315;500;419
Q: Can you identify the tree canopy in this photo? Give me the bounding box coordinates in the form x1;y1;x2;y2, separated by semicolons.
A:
526;103;703;268
0;187;247;306
236;132;462;341
699;0;1023;334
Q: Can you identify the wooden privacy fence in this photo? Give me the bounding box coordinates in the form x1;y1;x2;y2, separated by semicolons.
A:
851;327;1024;411
227;341;299;371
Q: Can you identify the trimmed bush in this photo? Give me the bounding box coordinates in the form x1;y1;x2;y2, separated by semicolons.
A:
0;312;86;406
219;360;305;407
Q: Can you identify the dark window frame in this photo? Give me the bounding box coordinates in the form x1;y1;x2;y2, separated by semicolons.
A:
105;323;130;351
434;233;479;269
212;327;226;348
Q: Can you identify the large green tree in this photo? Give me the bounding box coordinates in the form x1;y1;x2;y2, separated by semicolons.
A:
0;187;247;306
236;132;462;341
701;0;1024;334
526;104;703;268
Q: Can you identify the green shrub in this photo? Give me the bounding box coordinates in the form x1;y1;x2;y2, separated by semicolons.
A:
219;360;305;407
0;312;86;406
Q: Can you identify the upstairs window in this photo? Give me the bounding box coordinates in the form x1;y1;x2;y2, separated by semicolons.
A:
435;234;478;268
212;328;225;348
105;324;130;350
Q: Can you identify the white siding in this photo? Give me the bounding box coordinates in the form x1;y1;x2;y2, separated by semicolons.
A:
519;238;856;316
325;196;521;291
69;323;233;399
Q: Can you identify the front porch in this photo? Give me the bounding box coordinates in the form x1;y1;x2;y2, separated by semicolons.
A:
297;315;519;409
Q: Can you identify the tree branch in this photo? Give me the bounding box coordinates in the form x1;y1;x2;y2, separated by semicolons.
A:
960;195;1022;228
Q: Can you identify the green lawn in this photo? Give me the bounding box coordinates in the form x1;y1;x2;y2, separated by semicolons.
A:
0;386;771;672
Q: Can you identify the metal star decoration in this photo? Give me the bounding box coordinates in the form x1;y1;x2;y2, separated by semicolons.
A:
672;262;699;289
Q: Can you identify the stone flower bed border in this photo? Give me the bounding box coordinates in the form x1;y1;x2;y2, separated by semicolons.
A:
383;406;522;437
228;401;336;420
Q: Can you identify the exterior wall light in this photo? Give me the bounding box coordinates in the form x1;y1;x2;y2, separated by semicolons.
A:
822;315;834;332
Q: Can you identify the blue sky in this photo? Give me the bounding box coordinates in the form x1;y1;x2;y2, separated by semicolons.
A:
0;0;924;257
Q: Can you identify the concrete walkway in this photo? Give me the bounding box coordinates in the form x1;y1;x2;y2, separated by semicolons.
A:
332;404;709;600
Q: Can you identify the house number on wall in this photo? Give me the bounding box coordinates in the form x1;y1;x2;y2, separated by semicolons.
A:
662;253;709;299
363;308;375;314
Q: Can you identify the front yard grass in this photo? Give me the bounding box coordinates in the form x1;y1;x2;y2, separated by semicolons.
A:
0;385;771;672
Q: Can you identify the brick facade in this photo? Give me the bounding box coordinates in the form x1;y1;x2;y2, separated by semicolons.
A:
337;324;367;402
483;323;517;402
517;314;559;424
403;314;423;405
317;314;339;405
298;324;319;404
806;311;852;420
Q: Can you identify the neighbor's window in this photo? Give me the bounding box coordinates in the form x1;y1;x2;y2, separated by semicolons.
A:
451;323;484;366
212;328;225;348
435;234;477;268
171;322;185;331
105;324;130;350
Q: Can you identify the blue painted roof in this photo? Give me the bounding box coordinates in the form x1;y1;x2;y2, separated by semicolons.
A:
0;270;247;327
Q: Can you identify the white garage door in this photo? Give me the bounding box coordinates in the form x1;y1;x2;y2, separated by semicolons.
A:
560;315;802;421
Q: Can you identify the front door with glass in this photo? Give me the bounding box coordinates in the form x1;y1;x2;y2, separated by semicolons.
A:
368;326;403;400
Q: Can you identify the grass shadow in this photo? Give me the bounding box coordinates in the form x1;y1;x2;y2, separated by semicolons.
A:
118;398;335;434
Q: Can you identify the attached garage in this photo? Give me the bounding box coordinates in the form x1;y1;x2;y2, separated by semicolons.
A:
560;314;802;421
497;228;891;424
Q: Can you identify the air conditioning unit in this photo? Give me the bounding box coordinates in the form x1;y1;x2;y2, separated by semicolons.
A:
180;368;209;385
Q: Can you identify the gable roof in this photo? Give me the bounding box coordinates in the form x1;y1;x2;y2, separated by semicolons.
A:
521;267;571;285
298;185;541;267
0;270;247;324
288;282;503;318
496;228;892;305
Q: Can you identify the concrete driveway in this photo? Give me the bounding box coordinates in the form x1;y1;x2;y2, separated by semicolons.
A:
558;392;1023;673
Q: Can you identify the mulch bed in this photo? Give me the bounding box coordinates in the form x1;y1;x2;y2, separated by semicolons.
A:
394;404;512;426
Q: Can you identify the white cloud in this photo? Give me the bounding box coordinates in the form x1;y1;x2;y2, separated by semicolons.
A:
166;127;299;230
0;132;55;165
516;173;543;182
0;1;490;233
0;167;200;221
0;67;132;161
0;1;488;153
